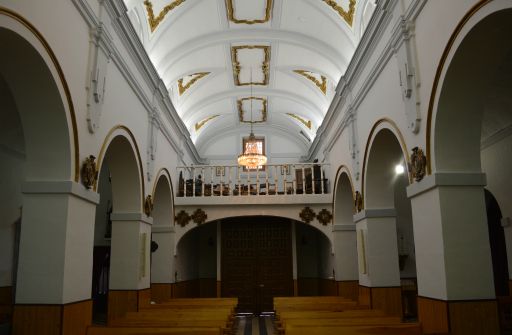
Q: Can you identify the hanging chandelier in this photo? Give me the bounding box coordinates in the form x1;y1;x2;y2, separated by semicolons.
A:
238;69;267;169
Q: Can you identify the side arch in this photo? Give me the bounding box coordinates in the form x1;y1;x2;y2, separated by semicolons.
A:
361;118;410;209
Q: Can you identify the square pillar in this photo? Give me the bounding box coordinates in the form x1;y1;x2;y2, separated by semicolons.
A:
150;225;175;303
108;212;152;323
407;173;499;334
13;181;99;335
333;224;359;300
354;209;402;316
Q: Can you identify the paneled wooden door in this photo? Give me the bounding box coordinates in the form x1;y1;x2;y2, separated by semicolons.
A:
221;217;293;313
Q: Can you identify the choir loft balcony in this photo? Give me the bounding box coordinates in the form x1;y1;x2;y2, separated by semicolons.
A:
175;163;331;206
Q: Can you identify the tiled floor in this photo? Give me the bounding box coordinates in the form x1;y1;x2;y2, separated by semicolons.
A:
235;315;275;335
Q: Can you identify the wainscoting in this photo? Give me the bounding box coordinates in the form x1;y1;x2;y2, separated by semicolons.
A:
172;279;217;298
12;300;92;335
296;278;337;296
0;286;12;326
418;296;499;335
358;286;402;316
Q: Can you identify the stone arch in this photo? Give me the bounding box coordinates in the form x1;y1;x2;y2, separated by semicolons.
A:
333;165;355;225
362;120;410;209
96;126;145;213
0;8;78;181
427;0;512;173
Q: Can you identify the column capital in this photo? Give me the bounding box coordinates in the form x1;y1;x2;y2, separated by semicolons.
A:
111;212;153;225
22;180;100;204
407;172;486;198
353;208;396;223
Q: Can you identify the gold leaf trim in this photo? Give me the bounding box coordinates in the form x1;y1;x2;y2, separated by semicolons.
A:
294;70;327;95
322;0;356;27
195;115;219;131
144;0;187;32
286;113;312;129
238;97;267;123
231;45;271;86
177;72;210;96
226;0;273;24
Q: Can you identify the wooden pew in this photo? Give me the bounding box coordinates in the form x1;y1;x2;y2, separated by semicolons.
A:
284;324;422;335
87;326;222;335
276;309;387;320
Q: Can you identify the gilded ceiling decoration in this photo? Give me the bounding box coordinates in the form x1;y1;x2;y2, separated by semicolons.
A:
238;97;267;123
294;70;327;95
178;72;210;96
322;0;356;27
226;0;273;24
195;115;219;131
231;45;271;86
286;113;312;129
144;0;187;32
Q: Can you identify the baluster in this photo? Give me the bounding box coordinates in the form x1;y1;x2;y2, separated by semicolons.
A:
201;167;204;197
302;165;305;195
192;166;196;197
265;166;269;195
256;166;260;196
228;166;231;196
274;165;278;195
292;165;297;195
238;166;241;196
320;164;324;194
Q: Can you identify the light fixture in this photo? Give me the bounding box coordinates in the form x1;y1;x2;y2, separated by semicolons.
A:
395;164;405;175
237;68;267;169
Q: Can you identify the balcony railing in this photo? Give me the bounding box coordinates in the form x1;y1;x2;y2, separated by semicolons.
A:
176;163;330;198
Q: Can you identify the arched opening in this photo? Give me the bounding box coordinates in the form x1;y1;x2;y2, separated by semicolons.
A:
150;173;175;303
363;127;416;318
296;222;335;296
93;133;145;323
433;9;512;292
174;222;218;298
332;170;358;300
0;24;74;332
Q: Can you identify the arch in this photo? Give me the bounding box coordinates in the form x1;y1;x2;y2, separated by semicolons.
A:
361;119;410;209
0;8;78;181
152;169;174;228
332;166;355;226
96;126;144;213
427;0;512;173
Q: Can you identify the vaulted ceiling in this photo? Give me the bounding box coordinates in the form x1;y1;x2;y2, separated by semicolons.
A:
124;0;376;160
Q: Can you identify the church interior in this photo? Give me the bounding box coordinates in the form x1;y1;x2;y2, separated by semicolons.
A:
0;0;511;334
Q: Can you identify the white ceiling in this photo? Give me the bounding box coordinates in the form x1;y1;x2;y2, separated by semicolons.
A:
124;0;376;159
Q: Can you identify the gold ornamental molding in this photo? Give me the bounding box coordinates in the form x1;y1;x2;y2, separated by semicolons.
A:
195;115;219;131
286;113;312;129
322;0;356;27
177;72;210;95
231;45;271;86
226;0;273;24
144;0;187;32
293;70;327;95
238;97;267;123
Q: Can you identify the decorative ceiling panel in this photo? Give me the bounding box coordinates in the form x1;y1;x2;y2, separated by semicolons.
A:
238;97;267;123
231;45;271;86
178;72;210;95
293;70;327;95
321;0;357;26
144;0;187;32
195;115;219;131
287;113;312;129
226;0;273;25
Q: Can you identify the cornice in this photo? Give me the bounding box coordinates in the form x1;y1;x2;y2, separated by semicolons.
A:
75;0;206;165
307;0;427;161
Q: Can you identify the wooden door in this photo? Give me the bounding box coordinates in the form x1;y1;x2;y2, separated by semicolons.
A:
221;217;293;313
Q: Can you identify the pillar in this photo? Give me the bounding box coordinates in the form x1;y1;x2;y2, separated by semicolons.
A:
407;172;499;334
150;225;175;303
354;209;402;316
333;224;359;300
12;181;99;335
108;212;152;323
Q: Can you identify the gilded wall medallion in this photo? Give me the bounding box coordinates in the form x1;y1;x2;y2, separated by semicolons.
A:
299;207;316;224
175;210;191;227
81;155;98;189
191;208;207;224
316;209;333;225
408;146;427;182
144;195;154;217
354;190;363;213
